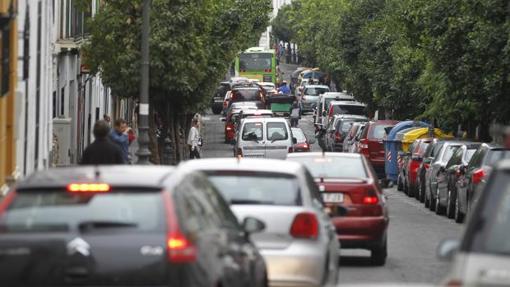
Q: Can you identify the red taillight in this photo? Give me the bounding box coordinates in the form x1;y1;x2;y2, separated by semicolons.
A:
67;183;110;193
290;212;319;239
264;69;272;73
359;139;369;155
163;193;197;263
226;124;233;131
362;190;379;205
335;131;342;142
472;168;485;185
0;191;16;215
424;163;430;169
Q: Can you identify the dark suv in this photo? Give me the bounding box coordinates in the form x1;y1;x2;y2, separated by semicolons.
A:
0;166;267;287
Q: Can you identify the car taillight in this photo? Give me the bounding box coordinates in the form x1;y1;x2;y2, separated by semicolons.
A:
226;125;233;131
359;139;369;155
335;131;342;142
67;183;111;193
163;193;197;263
264;69;272;73
0;191;16;215
362;190;379;205
290;212;319;239
472;168;485;185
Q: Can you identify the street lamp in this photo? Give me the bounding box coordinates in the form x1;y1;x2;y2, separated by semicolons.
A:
136;0;152;164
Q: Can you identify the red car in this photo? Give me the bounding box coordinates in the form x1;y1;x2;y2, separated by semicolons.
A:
287;152;389;266
291;127;315;152
357;120;399;181
404;138;432;198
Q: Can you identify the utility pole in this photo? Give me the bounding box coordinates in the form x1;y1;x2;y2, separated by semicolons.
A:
136;0;152;164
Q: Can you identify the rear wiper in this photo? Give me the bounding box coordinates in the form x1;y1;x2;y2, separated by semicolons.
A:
78;221;138;232
230;199;273;205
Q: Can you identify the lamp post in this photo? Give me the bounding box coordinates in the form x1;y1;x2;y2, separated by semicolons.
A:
136;0;152;164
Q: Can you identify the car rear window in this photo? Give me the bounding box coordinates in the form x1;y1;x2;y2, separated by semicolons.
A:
0;191;164;233
369;124;394;139
242;122;263;141
207;173;301;206
232;89;261;102
267;122;288;141
289;156;367;179
305;87;329;95
486;150;510;165
331;105;366;116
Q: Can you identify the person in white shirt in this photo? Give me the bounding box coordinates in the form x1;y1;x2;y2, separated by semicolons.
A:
187;119;201;159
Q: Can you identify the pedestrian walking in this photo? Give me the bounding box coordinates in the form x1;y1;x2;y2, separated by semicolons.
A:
290;101;301;127
109;119;130;164
80;120;125;165
187;119;201;159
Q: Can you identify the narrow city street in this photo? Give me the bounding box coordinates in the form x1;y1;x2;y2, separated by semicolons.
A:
201;110;463;285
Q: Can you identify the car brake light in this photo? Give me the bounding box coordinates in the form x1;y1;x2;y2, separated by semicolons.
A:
472;168;485;185
359;139;369;156
363;190;379;205
303;143;309;149
290;212;319;239
0;191;16;215
226;125;233;131
163;193;197;263
335;131;342;142
67;183;110;193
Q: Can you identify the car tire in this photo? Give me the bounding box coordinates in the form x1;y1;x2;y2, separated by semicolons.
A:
424;188;430;208
454;194;464;223
371;238;387;266
446;189;455;219
435;189;445;215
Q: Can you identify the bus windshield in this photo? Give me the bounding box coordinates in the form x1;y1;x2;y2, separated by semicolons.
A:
240;53;273;71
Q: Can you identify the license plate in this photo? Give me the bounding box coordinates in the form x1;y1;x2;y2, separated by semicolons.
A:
322;193;344;203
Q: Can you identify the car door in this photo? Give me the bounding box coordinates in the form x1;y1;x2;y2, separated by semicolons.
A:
265;121;291;159
240;121;266;158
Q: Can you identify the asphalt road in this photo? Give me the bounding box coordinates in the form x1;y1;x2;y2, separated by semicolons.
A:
199;64;463;285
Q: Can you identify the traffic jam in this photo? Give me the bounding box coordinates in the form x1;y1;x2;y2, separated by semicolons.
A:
1;47;510;287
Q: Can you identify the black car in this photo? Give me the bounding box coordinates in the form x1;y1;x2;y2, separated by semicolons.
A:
212;82;230;114
0;166;267;287
454;143;510;223
435;142;481;217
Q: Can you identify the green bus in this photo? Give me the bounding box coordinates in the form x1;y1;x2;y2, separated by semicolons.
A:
235;47;277;84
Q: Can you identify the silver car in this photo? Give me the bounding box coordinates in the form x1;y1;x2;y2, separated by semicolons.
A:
301;85;330;113
179;158;340;287
438;159;510;286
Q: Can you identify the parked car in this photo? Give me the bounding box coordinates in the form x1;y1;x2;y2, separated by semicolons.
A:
326;101;367;121
212;81;230;114
291;127;315;152
300;85;330;113
323;115;368;152
287;153;389;265
357;120;399;180
424;141;464;211
455;143;510;223
0;166;267;287
342;122;365;152
314;92;354;128
349;123;368;153
235;117;296;159
404;138;433;197
438;159;510;286
179;158;340;287
416;138;441;202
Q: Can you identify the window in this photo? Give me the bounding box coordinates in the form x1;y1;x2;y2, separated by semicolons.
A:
289;156;368;179
370;124;394;139
304;87;329;96
441;145;461;162
331;104;366;117
267;122;288;141
242;122;263;141
446;147;463;168
239;53;272;70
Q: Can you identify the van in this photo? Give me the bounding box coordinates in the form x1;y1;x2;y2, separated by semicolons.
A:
235;117;296;159
314;92;355;127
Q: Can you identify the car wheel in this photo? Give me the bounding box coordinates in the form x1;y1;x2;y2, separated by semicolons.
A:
371;237;387;266
455;194;464;223
435;188;445;215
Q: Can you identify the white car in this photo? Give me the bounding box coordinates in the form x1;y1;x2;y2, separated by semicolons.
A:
315;92;355;127
235;117;296;159
178;158;341;287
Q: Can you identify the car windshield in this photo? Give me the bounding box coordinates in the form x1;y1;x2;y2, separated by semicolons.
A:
207;173;301;206
231;89;261;102
242;122;263;141
331;105;366;116
289;156;367;179
305;87;329;96
370;125;394;139
267;122;288;141
0;192;164;233
239;53;272;70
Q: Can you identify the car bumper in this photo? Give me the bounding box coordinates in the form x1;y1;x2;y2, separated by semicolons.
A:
332;216;388;248
261;242;327;287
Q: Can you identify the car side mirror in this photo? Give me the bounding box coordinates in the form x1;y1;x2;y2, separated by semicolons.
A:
437;239;459;261
292;137;298;144
242;217;266;234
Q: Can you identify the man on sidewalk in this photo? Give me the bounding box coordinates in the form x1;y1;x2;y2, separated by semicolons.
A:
109;119;130;164
81;120;124;165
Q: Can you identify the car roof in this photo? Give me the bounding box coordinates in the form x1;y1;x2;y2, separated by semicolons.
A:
179;158;303;174
322;92;353;98
288;152;363;159
304;85;329;89
16;165;175;190
333;114;368;120
232;101;258;106
329;100;366;106
242;117;287;123
241;109;273;115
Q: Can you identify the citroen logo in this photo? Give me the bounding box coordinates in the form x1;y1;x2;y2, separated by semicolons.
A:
67;237;91;257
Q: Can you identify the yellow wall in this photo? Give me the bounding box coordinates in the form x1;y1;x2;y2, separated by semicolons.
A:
0;0;17;190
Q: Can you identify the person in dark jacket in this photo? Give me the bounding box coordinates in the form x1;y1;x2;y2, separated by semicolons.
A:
109;119;130;163
80;120;125;165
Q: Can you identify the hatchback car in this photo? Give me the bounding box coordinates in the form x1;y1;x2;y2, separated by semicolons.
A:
288;153;389;266
455;144;510;222
357;120;399;180
438;159;510;286
235;117;295;159
179;158;340;287
0;166;267;287
291;127;316;152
